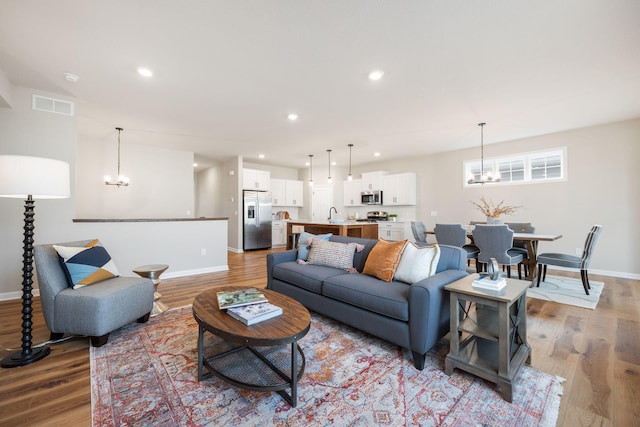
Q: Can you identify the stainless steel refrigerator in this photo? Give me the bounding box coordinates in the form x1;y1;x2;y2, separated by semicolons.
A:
243;190;272;251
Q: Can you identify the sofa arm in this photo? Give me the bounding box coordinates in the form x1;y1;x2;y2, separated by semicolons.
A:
436;245;467;273
266;250;297;289
408;269;468;354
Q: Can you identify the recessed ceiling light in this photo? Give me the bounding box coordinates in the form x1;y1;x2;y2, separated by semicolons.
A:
259;154;265;159
137;68;153;77
369;70;384;81
193;163;198;167
374;152;381;157
331;161;337;166
288;113;299;121
64;72;79;83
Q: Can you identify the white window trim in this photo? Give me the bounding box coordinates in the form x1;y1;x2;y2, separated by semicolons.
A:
463;146;568;188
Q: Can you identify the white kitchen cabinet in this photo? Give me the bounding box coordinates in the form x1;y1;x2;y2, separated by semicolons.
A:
271;179;303;207
343;178;362;206
285;180;304;207
272;220;286;247
378;222;406;241
383;172;416;206
270;178;286;205
243;168;271;191
361;171;387;191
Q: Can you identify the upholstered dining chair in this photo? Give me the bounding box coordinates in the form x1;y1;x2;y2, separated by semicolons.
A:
411;221;427;243
34;239;155;347
472;224;524;279
505;222;535;275
434;224;480;269
536;225;602;295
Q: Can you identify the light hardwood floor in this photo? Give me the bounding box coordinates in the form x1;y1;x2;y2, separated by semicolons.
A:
0;250;638;426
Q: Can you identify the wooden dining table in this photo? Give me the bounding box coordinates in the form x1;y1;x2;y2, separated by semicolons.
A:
425;229;563;281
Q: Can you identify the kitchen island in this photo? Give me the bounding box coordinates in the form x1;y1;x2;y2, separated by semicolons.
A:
286;220;378;248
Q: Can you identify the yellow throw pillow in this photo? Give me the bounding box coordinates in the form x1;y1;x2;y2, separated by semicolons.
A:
362;238;408;282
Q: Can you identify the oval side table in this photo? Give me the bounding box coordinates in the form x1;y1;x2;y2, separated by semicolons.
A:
133;264;169;316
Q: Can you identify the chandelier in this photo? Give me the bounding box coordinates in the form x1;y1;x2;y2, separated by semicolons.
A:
467;122;500;185
104;127;130;187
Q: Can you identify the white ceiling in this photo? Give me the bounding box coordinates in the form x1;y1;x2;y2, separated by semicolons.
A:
1;1;639;169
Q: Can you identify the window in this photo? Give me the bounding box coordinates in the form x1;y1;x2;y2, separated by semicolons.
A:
464;148;566;187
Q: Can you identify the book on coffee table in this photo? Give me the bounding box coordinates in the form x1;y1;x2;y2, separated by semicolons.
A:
227;302;283;325
217;288;268;309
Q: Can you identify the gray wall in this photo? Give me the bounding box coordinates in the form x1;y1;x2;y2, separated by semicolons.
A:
0;85;78;295
76;134;195;218
352;118;640;277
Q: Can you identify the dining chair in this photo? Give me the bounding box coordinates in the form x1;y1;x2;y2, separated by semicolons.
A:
536;225;602;295
434;223;480;269
411;221;427;243
472;224;524;279
506;222;535;276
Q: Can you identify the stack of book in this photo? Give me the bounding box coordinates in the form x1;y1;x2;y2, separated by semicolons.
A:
472;275;507;291
216;288;282;325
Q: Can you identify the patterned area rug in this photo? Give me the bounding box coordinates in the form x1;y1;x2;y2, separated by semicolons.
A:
527;275;604;309
91;306;563;426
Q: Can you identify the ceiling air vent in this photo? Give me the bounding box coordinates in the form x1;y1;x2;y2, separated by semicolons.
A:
32;95;74;116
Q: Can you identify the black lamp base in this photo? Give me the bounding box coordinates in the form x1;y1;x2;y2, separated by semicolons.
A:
1;345;51;368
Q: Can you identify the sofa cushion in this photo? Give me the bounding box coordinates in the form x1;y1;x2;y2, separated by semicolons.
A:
362;238;408;282
297;232;333;261
322;273;410;321
307;239;357;270
394;243;441;284
329;236;378;272
53;239;120;289
272;261;348;294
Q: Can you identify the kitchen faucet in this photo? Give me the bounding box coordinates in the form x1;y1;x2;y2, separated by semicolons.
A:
329;207;337;220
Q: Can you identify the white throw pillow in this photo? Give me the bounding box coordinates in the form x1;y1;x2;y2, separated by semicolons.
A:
394;243;441;284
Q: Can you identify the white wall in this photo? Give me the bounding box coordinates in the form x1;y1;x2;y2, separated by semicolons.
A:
76;135;195;218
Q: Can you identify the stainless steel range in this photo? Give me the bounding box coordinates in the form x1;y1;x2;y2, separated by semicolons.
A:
356;211;388;222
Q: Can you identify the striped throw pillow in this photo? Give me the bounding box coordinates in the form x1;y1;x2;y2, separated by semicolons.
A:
307;239;357;270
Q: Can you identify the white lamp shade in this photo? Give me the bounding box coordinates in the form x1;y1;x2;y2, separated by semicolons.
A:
0;155;70;199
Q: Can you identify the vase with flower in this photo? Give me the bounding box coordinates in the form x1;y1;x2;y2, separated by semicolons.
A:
471;196;521;224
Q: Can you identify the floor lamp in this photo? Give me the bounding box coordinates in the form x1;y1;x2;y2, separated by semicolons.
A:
0;155;70;368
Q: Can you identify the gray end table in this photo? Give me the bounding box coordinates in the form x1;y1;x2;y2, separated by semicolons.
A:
444;274;531;402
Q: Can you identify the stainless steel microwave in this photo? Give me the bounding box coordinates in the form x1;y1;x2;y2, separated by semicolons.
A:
361;190;383;205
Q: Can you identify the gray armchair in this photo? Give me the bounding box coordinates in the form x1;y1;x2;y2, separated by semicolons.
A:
536;225;602;295
472;224;524;279
34;240;154;347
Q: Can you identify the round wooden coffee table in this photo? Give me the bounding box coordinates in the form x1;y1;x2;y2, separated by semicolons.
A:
192;286;311;407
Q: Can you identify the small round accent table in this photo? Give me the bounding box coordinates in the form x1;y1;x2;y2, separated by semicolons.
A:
133;264;169;316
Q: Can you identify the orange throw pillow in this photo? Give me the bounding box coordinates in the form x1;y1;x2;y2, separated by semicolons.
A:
362;238;408;282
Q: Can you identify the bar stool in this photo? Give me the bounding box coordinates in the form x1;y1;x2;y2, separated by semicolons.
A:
133;264;169;316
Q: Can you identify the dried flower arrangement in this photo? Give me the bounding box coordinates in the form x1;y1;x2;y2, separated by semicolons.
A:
471;196;521;218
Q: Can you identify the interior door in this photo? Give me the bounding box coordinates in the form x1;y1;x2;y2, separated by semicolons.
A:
311;184;333;222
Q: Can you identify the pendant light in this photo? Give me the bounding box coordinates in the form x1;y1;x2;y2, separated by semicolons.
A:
308;154;314;186
467;122;500;185
327;149;332;184
104;127;130;187
347;144;354;181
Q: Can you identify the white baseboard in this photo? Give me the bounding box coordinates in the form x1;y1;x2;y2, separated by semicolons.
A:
162;265;229;279
0;289;40;301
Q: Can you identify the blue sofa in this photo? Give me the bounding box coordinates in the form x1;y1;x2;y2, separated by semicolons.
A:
266;235;468;370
